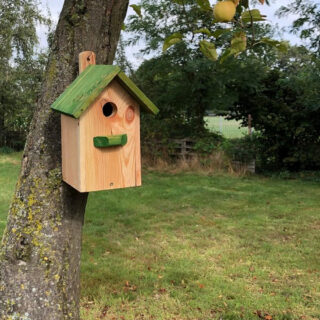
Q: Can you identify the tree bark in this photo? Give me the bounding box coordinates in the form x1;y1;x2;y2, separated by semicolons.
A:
0;0;129;319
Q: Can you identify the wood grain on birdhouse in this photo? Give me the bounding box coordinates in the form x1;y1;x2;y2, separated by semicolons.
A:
79;79;141;192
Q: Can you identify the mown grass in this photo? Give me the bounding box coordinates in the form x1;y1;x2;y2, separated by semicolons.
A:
1;153;320;320
205;116;247;139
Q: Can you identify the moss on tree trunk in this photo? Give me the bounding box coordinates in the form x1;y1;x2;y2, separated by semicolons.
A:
0;0;129;319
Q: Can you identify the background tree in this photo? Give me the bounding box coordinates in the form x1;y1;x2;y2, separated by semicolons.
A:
134;46;222;136
0;0;129;319
0;0;48;149
126;0;320;172
125;0;278;147
226;47;320;170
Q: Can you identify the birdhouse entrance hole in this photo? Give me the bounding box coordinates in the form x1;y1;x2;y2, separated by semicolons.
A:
103;102;117;117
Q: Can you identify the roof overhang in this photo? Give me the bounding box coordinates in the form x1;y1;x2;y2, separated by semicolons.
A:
51;65;159;118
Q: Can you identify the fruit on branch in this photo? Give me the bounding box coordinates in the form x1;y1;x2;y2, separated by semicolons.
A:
213;1;236;22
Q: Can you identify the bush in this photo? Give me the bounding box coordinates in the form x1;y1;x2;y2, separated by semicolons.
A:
141;110;225;162
0;146;15;154
223;135;257;163
193;132;224;154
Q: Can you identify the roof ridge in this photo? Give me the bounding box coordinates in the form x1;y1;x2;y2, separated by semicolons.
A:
51;65;158;118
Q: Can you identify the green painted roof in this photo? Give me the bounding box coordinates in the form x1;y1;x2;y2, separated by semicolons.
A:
51;65;159;118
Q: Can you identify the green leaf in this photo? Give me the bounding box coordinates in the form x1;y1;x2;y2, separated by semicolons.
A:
260;38;289;53
231;31;247;55
193;28;211;36
121;23;126;31
196;0;211;11
172;0;184;4
241;0;249;9
199;40;217;61
219;32;247;63
219;48;233;64
211;29;231;38
241;9;266;23
130;5;142;18
163;33;183;52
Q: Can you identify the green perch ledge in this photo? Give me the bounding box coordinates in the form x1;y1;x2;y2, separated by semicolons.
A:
93;134;128;148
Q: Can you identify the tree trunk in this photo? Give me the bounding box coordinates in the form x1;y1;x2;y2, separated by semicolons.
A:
0;0;129;319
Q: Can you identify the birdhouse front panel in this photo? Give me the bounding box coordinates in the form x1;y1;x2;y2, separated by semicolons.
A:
51;64;158;193
79;79;141;192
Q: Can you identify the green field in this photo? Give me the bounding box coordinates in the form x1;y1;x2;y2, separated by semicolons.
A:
205;116;248;139
1;153;320;319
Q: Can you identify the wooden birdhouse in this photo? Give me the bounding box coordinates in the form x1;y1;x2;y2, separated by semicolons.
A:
51;52;158;193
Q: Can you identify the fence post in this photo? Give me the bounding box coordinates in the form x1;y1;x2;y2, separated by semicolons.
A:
248;114;252;136
219;116;223;133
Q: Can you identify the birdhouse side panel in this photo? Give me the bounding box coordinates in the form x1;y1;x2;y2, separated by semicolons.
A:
134;105;142;187
61;114;81;191
79;79;141;192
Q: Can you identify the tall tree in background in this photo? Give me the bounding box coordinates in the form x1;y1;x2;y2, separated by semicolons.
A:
226;46;320;170
127;0;219;135
126;0;279;139
0;0;47;148
0;0;129;319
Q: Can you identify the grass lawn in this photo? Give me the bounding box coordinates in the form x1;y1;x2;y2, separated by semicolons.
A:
1;153;320;320
205;116;248;139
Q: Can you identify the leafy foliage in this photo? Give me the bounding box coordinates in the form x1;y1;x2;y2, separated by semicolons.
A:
226;48;320;171
133;40;275;139
130;4;142;18
127;0;286;60
0;0;49;149
199;40;217;61
278;0;320;54
193;132;224;154
134;47;228;143
126;0;215;54
126;0;319;172
223;135;257;163
163;33;183;52
127;0;277;142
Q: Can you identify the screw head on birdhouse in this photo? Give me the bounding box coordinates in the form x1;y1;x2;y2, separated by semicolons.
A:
51;54;158;193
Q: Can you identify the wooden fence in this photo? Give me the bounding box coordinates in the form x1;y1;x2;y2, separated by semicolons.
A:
170;138;196;158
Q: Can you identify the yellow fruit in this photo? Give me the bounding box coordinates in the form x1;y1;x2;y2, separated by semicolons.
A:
214;1;236;22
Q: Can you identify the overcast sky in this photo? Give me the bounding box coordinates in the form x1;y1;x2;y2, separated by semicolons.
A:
37;0;301;67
